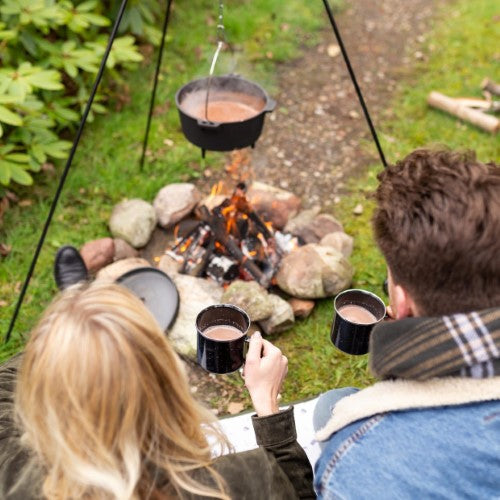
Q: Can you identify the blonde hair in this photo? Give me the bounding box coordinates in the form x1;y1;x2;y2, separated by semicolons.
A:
16;282;231;499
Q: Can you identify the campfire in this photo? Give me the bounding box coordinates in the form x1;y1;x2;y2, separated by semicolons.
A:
166;181;299;288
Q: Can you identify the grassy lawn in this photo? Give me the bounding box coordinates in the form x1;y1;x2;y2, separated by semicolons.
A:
0;0;329;360
1;0;499;408
274;0;499;403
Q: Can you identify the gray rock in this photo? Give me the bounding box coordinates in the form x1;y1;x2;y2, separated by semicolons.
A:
167;274;223;358
353;203;364;215
294;214;344;244
95;257;151;283
158;254;181;276
109;199;156;248
80;237;114;273
113;238;139;261
221;280;273;322
288;298;315;319
276;244;353;298
198;194;227;212
246;181;301;229
314;245;354;296
259;294;295;334
284;206;321;234
154;183;201;228
320;231;354;258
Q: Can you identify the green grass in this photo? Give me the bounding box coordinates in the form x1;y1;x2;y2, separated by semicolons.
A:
0;0;330;360
270;0;499;403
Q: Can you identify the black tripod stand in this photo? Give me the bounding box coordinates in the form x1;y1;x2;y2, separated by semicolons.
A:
4;0;387;343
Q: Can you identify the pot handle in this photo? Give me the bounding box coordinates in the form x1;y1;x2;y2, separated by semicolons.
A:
197;119;221;129
264;98;276;113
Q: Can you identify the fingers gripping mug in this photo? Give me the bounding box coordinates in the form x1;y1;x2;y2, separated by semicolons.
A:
196;304;250;374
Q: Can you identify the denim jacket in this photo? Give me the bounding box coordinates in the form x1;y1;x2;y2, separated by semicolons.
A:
314;308;500;499
314;378;500;499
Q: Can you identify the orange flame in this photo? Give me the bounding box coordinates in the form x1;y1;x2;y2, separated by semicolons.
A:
179;237;193;253
210;181;225;197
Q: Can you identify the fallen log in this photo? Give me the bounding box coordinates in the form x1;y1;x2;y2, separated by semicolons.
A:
427;91;499;134
453;97;500;112
481;78;500;97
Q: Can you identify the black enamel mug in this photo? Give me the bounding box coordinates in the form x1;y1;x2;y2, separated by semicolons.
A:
331;289;386;355
196;304;250;374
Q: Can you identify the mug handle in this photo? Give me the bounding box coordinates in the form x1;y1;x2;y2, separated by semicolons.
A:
243;335;251;359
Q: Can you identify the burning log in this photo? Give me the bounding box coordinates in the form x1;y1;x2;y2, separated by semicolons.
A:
167;183;290;288
206;206;270;288
229;183;273;240
206;254;239;282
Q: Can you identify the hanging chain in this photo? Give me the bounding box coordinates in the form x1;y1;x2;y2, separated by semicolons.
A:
205;0;227;119
216;0;227;44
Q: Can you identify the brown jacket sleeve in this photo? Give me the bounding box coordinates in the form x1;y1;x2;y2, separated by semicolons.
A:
251;407;315;498
203;407;315;499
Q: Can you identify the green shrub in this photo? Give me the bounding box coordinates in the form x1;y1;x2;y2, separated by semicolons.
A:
0;0;159;190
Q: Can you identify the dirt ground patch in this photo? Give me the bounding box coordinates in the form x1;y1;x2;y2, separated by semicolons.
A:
188;0;439;414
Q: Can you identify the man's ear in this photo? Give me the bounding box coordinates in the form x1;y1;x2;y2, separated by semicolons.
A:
387;269;420;319
392;284;414;319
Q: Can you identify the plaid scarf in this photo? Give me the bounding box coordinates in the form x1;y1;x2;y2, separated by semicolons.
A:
369;308;500;380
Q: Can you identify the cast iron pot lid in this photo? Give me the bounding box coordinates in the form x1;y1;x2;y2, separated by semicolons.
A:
116;267;179;333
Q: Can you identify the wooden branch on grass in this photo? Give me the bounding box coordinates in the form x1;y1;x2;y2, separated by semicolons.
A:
481;78;500;97
427;91;499;134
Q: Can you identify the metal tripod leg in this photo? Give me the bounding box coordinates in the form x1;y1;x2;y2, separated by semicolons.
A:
321;0;387;168
140;0;174;171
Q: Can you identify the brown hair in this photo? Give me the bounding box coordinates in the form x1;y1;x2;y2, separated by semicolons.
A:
16;283;231;499
373;148;500;315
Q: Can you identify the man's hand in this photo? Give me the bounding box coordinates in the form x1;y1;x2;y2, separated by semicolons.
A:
243;332;288;417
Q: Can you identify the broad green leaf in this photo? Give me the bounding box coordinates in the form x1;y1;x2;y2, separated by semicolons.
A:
0;29;17;41
0;94;22;104
53;106;79;122
77;0;98;12
128;8;143;34
0;161;10;185
0;105;22;126
64;62;78;79
68;17;89;32
18;97;43;112
0;78;10;95
76;60;99;73
43;141;71;159
0;144;15;154
28;126;58;142
10;163;33;186
31;144;47;164
82;14;110;27
25;71;63;90
29;157;41;172
19;31;38;57
6;153;29;163
62;40;76;52
91;103;107;114
6;81;28;101
0;123;2;138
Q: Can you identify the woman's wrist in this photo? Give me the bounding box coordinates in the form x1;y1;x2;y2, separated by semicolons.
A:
251;394;279;417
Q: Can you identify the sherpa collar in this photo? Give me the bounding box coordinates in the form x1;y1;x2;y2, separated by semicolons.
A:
369;308;500;380
316;309;500;441
315;376;500;440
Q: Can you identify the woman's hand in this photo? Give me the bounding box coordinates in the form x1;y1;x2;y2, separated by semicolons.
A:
243;332;288;417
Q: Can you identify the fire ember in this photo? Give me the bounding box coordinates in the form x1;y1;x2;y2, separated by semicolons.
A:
166;182;299;288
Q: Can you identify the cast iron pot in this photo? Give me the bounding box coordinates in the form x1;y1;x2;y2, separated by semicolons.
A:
175;74;275;156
